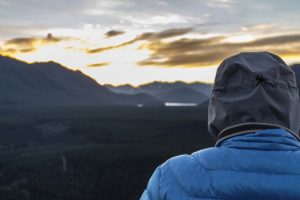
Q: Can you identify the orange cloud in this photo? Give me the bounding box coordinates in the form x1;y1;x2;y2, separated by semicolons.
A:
86;27;193;54
87;62;110;67
1;33;69;55
138;33;300;67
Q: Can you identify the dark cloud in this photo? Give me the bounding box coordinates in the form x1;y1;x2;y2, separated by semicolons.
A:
242;34;300;47
138;33;300;67
45;33;62;43
87;62;110;67
1;33;68;54
86;27;193;54
105;30;125;38
5;37;36;47
86;40;136;53
5;33;63;46
144;36;225;54
19;48;36;53
138;49;234;67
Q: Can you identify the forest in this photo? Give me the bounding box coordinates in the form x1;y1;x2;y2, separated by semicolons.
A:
0;105;214;200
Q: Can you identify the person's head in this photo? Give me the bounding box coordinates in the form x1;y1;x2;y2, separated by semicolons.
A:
208;52;300;141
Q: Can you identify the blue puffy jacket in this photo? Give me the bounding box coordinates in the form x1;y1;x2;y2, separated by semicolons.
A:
140;128;300;200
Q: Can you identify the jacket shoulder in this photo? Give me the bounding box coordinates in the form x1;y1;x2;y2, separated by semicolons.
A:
140;165;163;200
140;147;222;200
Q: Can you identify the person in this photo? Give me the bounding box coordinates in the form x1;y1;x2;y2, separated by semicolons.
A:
140;51;300;200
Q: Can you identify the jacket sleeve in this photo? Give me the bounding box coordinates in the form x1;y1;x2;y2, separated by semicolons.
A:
140;166;162;200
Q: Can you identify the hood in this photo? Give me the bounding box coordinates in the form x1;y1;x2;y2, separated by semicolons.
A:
208;52;300;140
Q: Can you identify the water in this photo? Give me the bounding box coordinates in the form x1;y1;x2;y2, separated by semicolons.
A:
164;102;198;107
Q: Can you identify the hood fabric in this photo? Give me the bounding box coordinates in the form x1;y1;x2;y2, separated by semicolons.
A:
208;52;300;140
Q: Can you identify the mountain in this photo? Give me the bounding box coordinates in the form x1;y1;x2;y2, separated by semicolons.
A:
0;56;162;106
187;83;213;96
154;87;209;103
105;81;212;104
105;84;139;95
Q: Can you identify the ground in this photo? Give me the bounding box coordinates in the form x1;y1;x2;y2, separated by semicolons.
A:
0;105;214;200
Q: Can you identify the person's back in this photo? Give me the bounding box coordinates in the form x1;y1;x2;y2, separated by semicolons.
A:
140;52;300;200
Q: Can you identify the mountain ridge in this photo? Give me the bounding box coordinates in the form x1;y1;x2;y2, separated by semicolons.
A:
0;55;162;106
105;81;213;104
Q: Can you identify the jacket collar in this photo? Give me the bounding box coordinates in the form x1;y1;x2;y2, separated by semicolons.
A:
216;122;300;146
216;128;300;151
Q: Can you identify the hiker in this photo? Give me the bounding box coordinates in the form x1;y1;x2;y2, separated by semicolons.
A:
140;52;300;200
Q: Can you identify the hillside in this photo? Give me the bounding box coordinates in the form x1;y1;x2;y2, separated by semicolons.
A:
105;81;212;104
154;86;209;103
0;56;162;106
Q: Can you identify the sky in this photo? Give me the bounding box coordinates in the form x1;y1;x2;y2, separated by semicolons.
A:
1;0;300;86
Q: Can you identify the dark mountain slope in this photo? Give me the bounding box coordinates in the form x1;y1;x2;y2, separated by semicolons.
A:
154;86;209;103
105;81;212;103
0;56;162;106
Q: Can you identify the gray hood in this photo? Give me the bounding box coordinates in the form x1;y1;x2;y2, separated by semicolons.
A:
208;52;300;141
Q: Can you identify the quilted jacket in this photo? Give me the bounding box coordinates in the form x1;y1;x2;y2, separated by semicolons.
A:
140;128;300;200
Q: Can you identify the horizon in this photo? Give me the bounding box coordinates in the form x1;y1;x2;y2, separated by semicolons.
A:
0;53;214;87
3;53;300;88
1;0;300;85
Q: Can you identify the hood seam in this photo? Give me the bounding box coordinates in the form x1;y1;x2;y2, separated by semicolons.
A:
215;122;300;147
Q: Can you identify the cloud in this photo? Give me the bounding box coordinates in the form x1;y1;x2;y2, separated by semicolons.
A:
0;48;17;55
87;62;110;67
242;34;300;47
1;33;69;55
86;39;136;53
124;14;188;25
5;33;63;46
136;27;193;40
138;32;300;67
86;27;193;53
206;0;233;8
143;36;225;54
138;36;227;66
105;30;125;38
138;51;231;66
85;27;300;67
19;48;36;53
240;23;278;32
5;37;36;47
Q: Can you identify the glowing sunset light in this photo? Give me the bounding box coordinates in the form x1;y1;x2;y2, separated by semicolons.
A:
1;0;300;85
